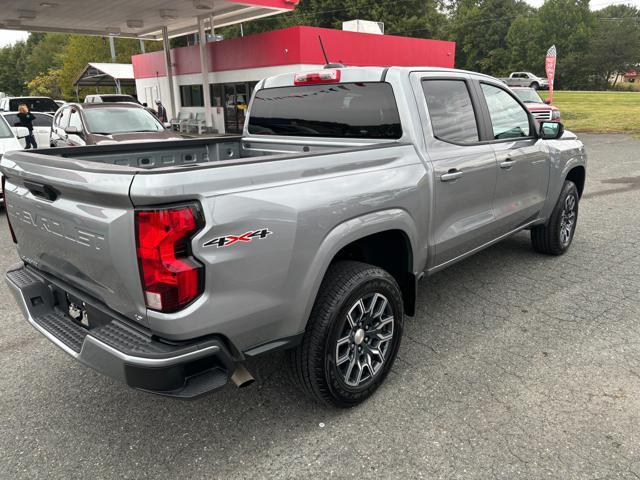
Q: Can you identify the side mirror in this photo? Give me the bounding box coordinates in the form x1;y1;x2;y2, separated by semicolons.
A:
15;126;29;138
543;98;551;105
65;126;81;135
163;122;172;129
539;121;564;140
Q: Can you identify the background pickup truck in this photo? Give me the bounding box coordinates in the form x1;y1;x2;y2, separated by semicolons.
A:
500;72;550;90
2;67;586;407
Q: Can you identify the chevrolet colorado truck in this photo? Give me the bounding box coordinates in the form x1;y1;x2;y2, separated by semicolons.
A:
1;67;586;407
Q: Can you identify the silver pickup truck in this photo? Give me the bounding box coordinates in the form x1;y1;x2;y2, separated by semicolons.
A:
500;72;550;90
2;67;586;407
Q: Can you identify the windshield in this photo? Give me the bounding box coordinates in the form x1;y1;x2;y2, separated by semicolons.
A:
83;107;164;135
513;89;543;104
0;116;13;138
248;82;402;139
9;97;59;112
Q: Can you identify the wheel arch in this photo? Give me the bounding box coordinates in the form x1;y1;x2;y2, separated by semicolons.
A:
299;209;420;333
331;229;416;316
565;165;585;198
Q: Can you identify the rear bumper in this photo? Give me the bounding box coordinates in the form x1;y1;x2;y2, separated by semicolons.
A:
6;263;238;398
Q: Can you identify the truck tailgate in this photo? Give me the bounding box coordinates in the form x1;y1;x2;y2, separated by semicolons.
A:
1;154;146;323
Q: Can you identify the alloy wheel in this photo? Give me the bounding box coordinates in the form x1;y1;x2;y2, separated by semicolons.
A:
334;293;395;387
559;194;577;247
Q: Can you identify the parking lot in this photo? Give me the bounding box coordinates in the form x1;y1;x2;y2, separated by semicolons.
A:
0;132;639;479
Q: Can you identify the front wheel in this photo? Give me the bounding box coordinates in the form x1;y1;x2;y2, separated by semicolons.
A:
530;82;540;90
289;261;404;407
531;180;579;255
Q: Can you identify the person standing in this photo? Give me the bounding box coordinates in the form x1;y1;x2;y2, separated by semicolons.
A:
155;99;167;123
16;104;38;149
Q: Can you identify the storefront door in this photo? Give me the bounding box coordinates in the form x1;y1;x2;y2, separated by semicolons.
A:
223;82;256;134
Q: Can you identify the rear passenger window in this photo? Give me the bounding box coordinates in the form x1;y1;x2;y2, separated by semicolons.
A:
481;83;531;140
422;80;479;144
32;114;53;127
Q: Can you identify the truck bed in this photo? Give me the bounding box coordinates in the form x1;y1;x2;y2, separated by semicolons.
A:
9;135;374;172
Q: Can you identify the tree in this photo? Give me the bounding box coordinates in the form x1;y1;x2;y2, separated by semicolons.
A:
534;0;594;89
506;14;547;74
24;33;69;81
0;41;29;95
586;5;640;88
448;0;533;75
26;69;64;98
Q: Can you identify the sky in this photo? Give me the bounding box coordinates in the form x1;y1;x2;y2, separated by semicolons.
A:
0;30;27;48
0;0;639;47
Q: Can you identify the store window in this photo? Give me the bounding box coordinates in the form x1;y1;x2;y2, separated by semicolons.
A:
180;85;204;107
211;81;258;134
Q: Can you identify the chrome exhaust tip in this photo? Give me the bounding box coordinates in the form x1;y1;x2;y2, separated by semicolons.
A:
230;364;255;388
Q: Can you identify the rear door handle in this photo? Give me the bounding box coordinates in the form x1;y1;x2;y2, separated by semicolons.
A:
500;157;515;169
440;170;463;182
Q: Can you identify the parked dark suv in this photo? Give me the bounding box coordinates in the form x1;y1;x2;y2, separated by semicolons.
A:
50;102;182;147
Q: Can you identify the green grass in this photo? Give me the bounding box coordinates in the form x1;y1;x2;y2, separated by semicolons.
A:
540;91;640;134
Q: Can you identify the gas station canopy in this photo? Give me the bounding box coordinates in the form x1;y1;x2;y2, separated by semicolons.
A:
0;0;297;40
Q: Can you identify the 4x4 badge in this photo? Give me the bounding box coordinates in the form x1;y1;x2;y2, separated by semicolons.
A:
204;228;273;248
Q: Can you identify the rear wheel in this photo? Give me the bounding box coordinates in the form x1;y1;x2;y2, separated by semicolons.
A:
289;261;403;407
531;180;579;255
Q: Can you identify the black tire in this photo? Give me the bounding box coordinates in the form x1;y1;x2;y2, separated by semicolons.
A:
289;261;404;408
531;180;579;255
530;82;540;90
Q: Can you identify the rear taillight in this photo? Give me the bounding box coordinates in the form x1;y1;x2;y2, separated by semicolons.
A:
2;175;17;244
294;69;341;85
135;203;204;313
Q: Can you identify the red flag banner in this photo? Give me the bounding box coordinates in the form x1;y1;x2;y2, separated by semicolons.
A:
545;45;557;103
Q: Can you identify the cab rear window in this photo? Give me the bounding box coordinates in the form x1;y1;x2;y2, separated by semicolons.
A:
9;98;59;112
248;82;402;139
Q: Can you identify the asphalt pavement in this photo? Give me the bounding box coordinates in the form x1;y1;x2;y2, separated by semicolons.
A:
1;133;639;479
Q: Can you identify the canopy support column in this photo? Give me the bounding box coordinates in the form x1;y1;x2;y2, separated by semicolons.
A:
162;26;177;122
108;36;122;94
198;16;213;129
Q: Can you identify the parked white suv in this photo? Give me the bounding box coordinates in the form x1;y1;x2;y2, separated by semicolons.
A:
0;96;59;114
1;112;53;149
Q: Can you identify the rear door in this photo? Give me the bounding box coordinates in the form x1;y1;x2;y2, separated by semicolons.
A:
2;114;24;147
32;113;53;148
413;73;499;269
477;81;549;232
1;154;145;323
